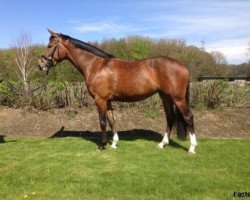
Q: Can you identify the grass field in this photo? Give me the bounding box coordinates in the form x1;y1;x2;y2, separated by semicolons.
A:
0;136;249;200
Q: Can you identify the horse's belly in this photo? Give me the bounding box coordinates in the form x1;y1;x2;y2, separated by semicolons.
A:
112;86;158;102
110;66;159;101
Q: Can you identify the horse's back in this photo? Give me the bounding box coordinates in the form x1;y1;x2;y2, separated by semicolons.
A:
111;56;189;87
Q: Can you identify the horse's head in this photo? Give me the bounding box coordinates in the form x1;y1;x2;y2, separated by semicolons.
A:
37;29;67;72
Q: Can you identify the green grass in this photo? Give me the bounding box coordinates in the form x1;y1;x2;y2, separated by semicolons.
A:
0;136;249;200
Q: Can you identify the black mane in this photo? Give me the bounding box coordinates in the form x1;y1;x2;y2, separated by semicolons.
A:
59;34;115;59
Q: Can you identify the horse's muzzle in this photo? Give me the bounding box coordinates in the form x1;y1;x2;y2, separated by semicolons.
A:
37;58;49;72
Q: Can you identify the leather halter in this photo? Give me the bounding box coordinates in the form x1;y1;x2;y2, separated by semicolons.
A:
40;42;59;68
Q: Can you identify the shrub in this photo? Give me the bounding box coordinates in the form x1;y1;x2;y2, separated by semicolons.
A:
0;80;22;107
0;80;248;110
190;80;247;109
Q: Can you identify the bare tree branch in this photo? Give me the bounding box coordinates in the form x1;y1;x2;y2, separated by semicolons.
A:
11;32;35;92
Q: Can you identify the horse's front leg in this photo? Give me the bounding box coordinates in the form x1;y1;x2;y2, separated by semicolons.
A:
107;102;119;149
95;97;108;150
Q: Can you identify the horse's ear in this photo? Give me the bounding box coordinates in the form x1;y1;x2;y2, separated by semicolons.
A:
47;29;59;37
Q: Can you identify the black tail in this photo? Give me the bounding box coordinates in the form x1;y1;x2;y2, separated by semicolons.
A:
175;84;189;140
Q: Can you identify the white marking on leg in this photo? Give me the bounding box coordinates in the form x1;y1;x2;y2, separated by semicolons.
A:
158;132;170;148
111;132;119;149
188;132;197;154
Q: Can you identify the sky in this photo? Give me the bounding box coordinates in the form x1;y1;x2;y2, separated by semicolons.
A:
0;0;249;64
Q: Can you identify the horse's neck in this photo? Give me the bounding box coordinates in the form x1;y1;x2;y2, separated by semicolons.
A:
64;43;103;81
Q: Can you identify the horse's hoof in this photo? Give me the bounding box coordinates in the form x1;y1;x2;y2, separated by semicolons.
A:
98;145;106;151
111;144;117;149
96;148;102;153
188;150;196;155
157;142;168;149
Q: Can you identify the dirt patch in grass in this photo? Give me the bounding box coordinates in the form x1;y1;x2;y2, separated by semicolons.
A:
0;106;249;138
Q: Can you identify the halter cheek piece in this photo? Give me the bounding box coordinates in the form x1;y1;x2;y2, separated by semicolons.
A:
40;42;59;69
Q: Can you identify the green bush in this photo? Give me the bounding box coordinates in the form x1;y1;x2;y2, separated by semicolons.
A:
0;80;21;107
129;37;150;60
190;80;247;109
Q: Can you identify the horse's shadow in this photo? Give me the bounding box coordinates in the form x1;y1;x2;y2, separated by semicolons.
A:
50;126;188;151
0;135;5;143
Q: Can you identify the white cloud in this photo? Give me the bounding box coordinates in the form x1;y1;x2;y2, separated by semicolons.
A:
74;22;129;34
66;20;80;24
143;1;250;64
206;39;249;64
148;13;250;37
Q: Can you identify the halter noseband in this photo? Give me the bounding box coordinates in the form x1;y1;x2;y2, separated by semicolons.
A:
40;42;59;69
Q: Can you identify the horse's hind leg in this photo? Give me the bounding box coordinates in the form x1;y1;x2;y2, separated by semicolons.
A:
158;93;175;148
173;98;197;154
107;102;119;149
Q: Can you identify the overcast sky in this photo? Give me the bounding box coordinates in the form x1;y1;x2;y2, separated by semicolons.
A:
0;0;249;64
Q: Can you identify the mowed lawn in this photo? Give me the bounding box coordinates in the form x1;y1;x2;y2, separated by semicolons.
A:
0;136;249;200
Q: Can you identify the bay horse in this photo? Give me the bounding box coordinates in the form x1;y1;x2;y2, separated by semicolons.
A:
37;29;197;154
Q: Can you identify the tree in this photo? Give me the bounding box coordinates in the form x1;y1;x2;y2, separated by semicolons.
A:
210;51;229;76
0;50;11;80
11;32;34;92
0;51;5;80
211;51;227;65
247;42;250;63
126;36;150;60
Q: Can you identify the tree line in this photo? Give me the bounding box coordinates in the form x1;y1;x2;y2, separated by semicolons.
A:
0;33;249;84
